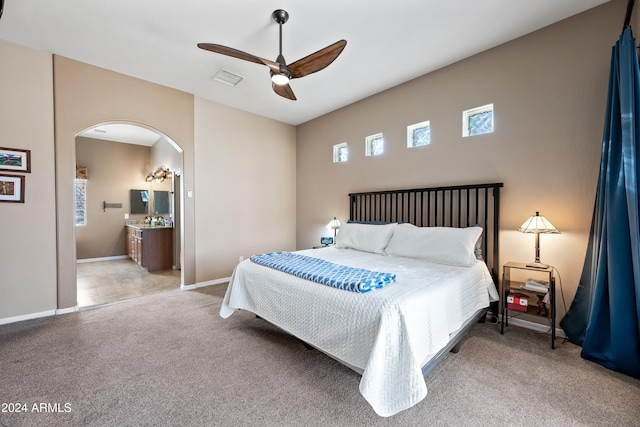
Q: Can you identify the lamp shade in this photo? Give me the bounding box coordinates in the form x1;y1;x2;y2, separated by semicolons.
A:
518;211;559;269
326;217;341;230
326;217;340;240
518;212;560;234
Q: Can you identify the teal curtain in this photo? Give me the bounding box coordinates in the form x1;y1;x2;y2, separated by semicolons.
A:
560;26;640;378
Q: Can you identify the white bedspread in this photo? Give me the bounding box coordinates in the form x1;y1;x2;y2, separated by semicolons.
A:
220;247;498;417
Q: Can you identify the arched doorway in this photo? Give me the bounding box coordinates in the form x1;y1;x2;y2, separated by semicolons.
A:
73;121;184;306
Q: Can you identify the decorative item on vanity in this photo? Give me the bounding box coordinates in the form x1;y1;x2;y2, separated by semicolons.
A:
144;216;166;226
518;211;560;268
145;166;171;183
325;217;341;240
151;216;165;226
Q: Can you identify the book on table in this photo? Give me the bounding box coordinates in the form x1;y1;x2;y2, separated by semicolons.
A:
522;278;549;293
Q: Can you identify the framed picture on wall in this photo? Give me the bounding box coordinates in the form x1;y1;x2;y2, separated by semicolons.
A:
0;147;31;173
0;173;25;203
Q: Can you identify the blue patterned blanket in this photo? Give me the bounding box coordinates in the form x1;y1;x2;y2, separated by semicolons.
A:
250;252;396;293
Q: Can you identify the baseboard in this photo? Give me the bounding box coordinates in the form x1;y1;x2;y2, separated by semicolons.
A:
506;316;567;339
1;278;229;325
77;255;128;264
0;309;56;326
56;306;79;315
181;277;231;291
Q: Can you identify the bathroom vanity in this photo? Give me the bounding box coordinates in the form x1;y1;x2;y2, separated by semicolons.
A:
126;225;173;272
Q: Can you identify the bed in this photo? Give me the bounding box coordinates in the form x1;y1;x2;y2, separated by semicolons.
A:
220;182;503;416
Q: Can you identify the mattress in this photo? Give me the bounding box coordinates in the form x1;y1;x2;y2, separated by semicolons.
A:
220;246;498;416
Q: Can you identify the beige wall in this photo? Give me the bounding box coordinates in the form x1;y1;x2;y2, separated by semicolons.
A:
0;40;57;320
0;1;628;324
0;42;296;321
53;56;196;309
296;0;625;325
151;137;182;173
75;137;151;259
194;97;297;281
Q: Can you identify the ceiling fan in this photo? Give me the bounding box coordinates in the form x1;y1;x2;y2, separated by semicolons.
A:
198;9;346;101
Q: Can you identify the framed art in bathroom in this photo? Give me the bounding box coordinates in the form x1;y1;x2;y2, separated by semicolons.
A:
0;147;31;173
0;173;25;203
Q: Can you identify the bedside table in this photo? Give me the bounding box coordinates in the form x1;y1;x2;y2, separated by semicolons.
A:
501;262;556;348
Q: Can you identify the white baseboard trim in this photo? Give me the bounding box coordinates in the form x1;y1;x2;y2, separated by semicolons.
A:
3;277;230;325
77;255;128;264
0;305;81;325
181;277;231;291
507;317;567;339
56;306;79;315
0;309;56;326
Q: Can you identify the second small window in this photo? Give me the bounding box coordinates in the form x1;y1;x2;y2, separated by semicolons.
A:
365;133;384;156
333;142;348;163
463;104;494;137
407;121;431;147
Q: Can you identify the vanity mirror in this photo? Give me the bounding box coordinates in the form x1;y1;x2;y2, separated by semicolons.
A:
153;190;170;214
130;189;149;214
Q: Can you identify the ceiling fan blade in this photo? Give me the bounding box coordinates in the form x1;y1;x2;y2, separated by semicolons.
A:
288;40;347;79
197;43;280;73
272;82;297;101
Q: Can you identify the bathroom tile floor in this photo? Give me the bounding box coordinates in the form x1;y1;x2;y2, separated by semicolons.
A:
77;258;181;307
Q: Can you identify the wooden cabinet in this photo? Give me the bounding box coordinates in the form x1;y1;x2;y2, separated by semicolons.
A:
126;227;142;265
126;226;173;272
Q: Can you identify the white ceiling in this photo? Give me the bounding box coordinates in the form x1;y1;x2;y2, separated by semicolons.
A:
0;0;610;126
77;124;162;146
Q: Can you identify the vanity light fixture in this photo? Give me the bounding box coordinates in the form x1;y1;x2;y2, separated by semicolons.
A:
146;166;171;183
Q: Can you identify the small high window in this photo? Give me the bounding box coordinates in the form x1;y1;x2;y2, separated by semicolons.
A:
75;178;87;226
463;104;494;137
333;142;348;163
365;133;384;156
407;121;431;147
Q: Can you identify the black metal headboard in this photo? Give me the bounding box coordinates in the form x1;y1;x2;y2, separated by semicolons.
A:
348;182;503;285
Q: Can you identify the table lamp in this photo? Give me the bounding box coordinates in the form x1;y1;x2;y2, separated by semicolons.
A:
326;217;341;239
518;211;560;269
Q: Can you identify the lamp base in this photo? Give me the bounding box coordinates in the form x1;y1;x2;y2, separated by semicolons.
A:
526;262;550;269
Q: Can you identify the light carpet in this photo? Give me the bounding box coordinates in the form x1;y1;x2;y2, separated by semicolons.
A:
0;285;639;426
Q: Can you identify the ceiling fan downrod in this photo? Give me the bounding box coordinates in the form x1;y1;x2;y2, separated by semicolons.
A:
272;9;289;64
271;9;291;83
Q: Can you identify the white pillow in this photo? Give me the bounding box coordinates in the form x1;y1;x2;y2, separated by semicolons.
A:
385;223;483;267
335;222;397;254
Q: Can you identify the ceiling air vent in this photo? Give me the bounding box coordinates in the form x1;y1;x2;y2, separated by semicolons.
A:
212;69;243;87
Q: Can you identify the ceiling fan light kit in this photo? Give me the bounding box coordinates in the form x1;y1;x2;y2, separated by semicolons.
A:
271;73;290;85
198;9;346;100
